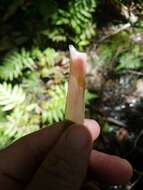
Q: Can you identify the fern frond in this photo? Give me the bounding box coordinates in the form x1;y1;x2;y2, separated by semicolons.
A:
117;54;141;71
0;51;23;81
31;47;58;66
22;72;44;99
0;49;35;81
49;0;97;48
0;83;25;111
42;29;67;43
43;48;58;66
116;45;143;71
0;126;12;149
5;104;40;139
0;102;40;146
42;83;67;124
20;48;35;69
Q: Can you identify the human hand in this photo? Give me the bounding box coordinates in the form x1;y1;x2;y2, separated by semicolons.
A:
0;119;133;190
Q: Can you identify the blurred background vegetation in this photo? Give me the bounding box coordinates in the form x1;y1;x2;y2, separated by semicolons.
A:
0;0;143;189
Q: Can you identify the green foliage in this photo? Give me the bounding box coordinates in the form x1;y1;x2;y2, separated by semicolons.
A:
42;48;58;66
0;103;40;148
0;128;12;149
44;0;97;49
116;45;143;72
0;49;35;81
21;72;43;99
0;47;69;148
32;47;58;67
91;33;129;67
91;32;143;74
1;0;143;51
85;90;98;105
94;45;113;67
42;83;67;124
4;104;40;139
0;83;25;111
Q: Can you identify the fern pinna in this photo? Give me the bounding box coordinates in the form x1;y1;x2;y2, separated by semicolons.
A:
49;0;97;48
0;48;68;148
0;49;35;81
0;83;25;111
42;83;67;124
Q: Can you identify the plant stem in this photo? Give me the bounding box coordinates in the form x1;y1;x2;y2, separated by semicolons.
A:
65;45;87;124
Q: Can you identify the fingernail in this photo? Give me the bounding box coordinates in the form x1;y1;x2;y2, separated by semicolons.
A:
84;119;100;142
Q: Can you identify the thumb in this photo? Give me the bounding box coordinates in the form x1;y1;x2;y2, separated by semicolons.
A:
26;124;96;190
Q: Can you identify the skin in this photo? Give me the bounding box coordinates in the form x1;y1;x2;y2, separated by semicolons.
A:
0;119;133;190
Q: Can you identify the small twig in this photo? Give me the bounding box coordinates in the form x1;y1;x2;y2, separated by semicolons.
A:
98;23;131;43
128;70;143;77
127;176;142;190
104;117;126;127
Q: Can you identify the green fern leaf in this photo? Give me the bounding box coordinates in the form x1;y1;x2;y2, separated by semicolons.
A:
48;0;97;48
116;45;143;71
42;29;67;43
21;48;35;70
0;49;35;81
43;48;58;66
21;72;43;98
41;83;67;124
1;103;40;142
0;51;23;81
0;83;25;111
